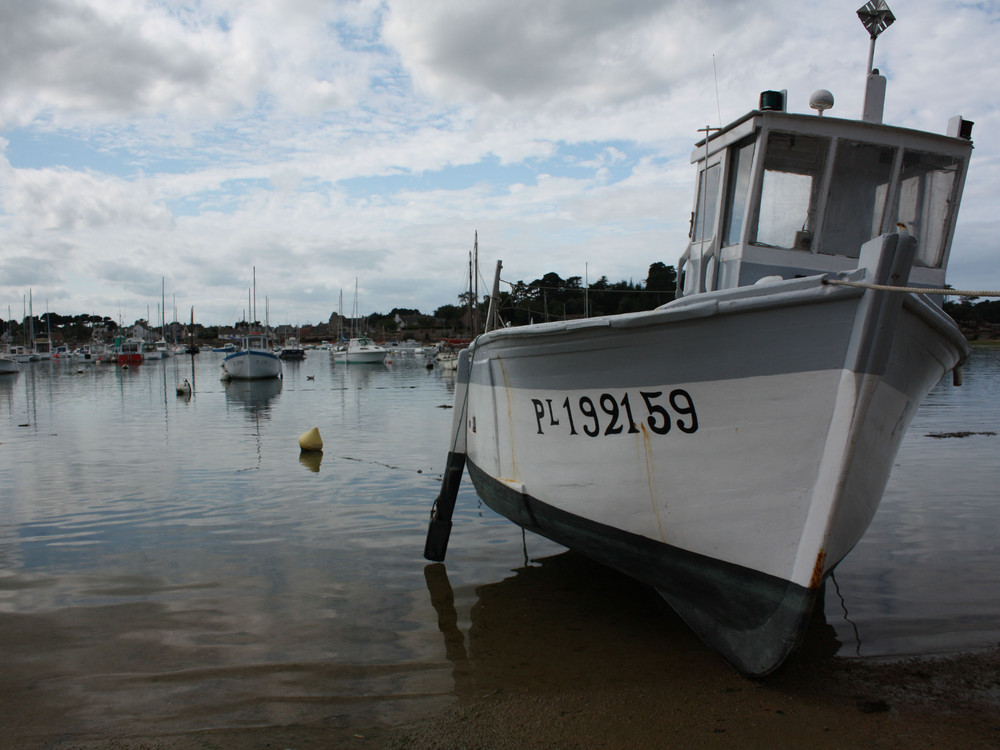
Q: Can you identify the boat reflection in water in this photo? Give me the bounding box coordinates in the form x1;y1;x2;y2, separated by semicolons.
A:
223;377;283;419
423;553;843;698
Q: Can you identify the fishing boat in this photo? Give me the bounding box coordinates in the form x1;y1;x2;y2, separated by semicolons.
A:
116;339;145;367
222;332;282;380
425;4;976;676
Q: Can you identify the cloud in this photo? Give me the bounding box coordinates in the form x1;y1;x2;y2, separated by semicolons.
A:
0;0;998;325
0;0;385;130
383;0;780;107
2;159;173;232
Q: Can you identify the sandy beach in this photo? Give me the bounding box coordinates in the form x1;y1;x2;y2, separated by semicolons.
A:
382;647;1000;750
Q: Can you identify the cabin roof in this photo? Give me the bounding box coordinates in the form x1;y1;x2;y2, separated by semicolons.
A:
691;109;973;164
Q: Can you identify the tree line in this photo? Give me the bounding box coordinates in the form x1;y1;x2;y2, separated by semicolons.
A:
426;262;678;331
11;265;993;344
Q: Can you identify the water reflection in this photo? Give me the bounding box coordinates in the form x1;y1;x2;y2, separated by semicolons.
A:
298;450;323;473
224;377;283;418
423;551;847;695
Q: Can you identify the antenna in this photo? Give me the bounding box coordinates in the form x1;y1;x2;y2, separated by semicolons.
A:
857;1;894;124
712;54;722;127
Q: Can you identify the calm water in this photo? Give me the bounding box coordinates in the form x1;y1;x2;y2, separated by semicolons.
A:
0;348;998;739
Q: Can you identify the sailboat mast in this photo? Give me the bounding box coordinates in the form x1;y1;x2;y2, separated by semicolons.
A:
473;231;479;334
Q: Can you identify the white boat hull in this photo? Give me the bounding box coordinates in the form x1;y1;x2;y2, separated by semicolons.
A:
333;337;387;364
223;350;282;380
456;235;968;675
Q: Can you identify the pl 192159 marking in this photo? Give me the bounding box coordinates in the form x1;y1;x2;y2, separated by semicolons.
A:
530;390;698;437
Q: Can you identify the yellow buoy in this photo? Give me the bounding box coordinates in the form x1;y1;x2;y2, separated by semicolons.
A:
298;427;323;452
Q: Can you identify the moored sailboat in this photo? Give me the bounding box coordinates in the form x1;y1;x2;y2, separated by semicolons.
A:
222;269;283;380
425;5;977;676
222;332;282;380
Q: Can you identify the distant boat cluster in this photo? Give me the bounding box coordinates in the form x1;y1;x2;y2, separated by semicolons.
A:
1;333;458;379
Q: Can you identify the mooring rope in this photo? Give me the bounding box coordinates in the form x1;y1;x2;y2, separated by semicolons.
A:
822;279;1000;297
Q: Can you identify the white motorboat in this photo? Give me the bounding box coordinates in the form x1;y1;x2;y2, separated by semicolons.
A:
425;5;976;676
332;336;387;364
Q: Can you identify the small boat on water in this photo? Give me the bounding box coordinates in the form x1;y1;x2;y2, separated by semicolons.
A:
278;336;306;361
32;339;53;360
153;339;174;358
0;355;18;375
332;336;387;364
425;5;977;676
436;348;458;370
116;339;144;367
5;345;33;364
222;333;282;380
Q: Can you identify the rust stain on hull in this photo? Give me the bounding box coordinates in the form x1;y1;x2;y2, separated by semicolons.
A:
809;549;827;590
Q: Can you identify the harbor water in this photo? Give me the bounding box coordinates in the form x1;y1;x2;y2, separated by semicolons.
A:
1;347;998;742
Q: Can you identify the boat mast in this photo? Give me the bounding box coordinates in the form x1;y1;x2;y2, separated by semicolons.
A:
473;231;479;334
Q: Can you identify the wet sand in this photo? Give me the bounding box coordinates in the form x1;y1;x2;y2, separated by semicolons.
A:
383;647;1000;750
4;554;998;749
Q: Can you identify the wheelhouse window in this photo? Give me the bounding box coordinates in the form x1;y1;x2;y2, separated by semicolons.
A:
752;132;828;250
692;162;721;243
896;150;961;268
820;141;896;258
722;139;755;247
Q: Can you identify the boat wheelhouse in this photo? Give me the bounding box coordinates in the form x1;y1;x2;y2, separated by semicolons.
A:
679;90;970;299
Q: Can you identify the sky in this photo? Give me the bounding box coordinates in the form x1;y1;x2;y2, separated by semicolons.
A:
1;0;998;327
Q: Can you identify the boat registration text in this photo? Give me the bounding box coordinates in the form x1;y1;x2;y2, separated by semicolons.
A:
530;390;699;438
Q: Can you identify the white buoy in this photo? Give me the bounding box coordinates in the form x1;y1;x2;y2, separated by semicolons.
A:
176;378;192;396
298;427;323;452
